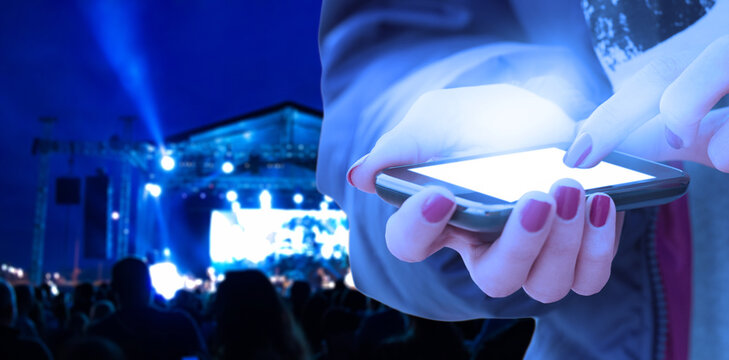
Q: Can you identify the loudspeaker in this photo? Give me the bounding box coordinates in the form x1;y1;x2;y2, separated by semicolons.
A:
56;177;81;204
83;175;110;259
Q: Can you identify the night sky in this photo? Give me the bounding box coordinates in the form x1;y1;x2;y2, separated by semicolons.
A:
0;1;323;273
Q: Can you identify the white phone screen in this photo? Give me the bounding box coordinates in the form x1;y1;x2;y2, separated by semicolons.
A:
410;147;654;202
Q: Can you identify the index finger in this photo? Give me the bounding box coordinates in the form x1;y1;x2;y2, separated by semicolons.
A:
563;54;691;168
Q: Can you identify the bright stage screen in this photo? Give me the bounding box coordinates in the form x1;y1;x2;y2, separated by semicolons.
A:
209;208;349;266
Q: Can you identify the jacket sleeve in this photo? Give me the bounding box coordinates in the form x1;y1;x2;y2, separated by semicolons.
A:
316;0;609;320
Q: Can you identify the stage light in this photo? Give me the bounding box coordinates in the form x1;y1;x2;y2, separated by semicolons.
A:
320;201;329;211
259;190;272;209
293;193;303;205
222;161;235;174
226;190;238;202
160;155;176;171
163;247;171;257
145;183;162;197
324;195;333;202
111;211;120;220
148;262;183;300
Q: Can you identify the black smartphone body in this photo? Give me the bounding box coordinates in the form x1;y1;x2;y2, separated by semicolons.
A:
374;143;689;233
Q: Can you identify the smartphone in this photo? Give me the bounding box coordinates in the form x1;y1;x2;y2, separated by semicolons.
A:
375;143;689;233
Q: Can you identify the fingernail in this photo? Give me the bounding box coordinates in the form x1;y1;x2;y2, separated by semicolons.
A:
665;127;683;149
521;199;551;232
555;186;580;220
564;133;592;168
589;195;611;227
422;193;454;223
346;154;368;187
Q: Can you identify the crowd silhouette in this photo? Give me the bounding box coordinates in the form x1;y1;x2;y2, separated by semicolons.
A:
0;257;534;359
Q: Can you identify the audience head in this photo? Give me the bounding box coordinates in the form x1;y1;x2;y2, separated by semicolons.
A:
90;300;115;322
216;269;308;360
0;279;16;326
341;289;367;313
111;257;152;309
289;281;311;303
13;284;34;317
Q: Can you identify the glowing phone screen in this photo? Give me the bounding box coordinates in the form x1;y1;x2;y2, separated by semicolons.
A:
410;147;654;202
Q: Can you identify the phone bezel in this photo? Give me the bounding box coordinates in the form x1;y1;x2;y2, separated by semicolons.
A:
374;143;690;233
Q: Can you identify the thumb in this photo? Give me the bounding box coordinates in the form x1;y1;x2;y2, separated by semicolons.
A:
385;186;457;262
347;129;440;194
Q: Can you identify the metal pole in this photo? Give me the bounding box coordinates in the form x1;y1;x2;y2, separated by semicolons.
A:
30;117;55;284
117;116;134;259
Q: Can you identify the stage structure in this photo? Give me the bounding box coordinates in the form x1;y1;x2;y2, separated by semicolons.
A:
30;102;341;287
30;117;154;284
157;102;321;192
138;102;347;287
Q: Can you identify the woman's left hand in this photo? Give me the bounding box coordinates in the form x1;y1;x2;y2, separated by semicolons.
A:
564;35;729;171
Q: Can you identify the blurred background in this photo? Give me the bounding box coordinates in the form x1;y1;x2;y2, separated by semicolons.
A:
0;1;328;284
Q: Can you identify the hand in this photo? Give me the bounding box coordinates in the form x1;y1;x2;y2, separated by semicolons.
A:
564;35;729;171
348;84;624;303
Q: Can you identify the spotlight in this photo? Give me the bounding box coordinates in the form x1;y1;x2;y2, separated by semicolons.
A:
111;211;120;220
259;190;272;209
145;183;162;197
293;193;303;205
163;247;171;257
324;195;333;202
226;190;238;202
160;155;176;171
221;161;235;174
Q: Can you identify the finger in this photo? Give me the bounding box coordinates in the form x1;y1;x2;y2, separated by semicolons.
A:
347;130;419;193
455;192;555;298
572;194;616;296
614;211;625;258
347;90;454;194
708;112;729;172
384;186;456;262
616;107;729;166
661;35;729;149
564;54;692;168
523;179;585;303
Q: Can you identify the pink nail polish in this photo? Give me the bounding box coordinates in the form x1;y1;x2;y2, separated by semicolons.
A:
346;154;368;187
589;195;611;227
555;186;580;220
665;127;683;149
564;133;593;168
422;194;454;223
521;199;551;232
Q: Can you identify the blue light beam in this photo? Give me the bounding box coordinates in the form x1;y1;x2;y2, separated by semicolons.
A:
82;1;165;146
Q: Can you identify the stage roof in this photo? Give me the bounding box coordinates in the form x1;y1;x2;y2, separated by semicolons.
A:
158;102;322;191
